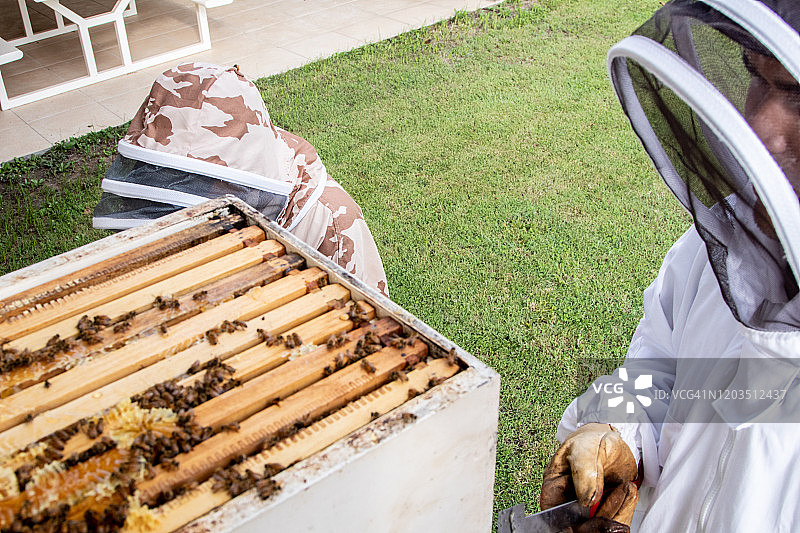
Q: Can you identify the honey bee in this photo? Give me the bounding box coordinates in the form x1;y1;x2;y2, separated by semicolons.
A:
113;321;132;334
390;370;409;382
257;328;277;345
187;360;201;375
256;477;281;500
390;336;407;349
93;315;112;328
400;412;417;423
220;421;241;433
47;434;65;451
43;380;51;389
264;463;282;477
293;414;310;432
361;359;376;374
192;290;208;301
428;376;447;388
266;397;281;407
76;315;93;332
323;365;334;376
370;411;381;420
447;347;458;365
233;288;248;298
205;328;221;345
159;324;169;335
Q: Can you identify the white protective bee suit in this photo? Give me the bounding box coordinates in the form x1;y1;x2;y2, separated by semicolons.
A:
555;1;800;531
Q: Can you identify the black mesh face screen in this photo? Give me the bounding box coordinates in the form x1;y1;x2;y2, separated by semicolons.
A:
621;0;800;331
95;156;290;230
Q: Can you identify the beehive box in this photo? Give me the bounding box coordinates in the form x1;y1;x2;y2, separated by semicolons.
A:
0;196;500;532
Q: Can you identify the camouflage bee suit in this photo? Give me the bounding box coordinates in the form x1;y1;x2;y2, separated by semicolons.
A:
95;62;388;296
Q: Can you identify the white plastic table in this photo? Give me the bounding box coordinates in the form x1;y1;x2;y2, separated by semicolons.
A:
0;0;232;110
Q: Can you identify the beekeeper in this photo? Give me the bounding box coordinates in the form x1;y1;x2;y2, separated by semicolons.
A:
92;63;388;296
540;0;800;531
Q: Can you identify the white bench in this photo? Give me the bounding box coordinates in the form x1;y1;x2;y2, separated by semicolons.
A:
0;0;233;111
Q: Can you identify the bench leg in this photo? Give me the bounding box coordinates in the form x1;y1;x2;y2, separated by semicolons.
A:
0;70;11;111
77;24;98;77
16;0;34;40
196;4;211;48
114;16;133;66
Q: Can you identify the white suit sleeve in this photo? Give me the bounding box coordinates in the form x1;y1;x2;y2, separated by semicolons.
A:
557;227;710;488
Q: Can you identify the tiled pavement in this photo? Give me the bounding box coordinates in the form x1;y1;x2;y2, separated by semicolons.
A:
0;0;497;162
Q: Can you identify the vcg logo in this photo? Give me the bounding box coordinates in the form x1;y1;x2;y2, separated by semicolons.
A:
591;368;653;414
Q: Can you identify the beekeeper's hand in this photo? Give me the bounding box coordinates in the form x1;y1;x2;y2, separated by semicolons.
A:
540;423;639;526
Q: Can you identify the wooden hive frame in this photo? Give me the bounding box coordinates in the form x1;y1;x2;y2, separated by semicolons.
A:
0;197;500;532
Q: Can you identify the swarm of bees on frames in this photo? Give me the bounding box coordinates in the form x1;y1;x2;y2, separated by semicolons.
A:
0;332;75;373
210;463;282;500
0;258;465;533
5;498;129;533
0;312;142;377
133;359;238;412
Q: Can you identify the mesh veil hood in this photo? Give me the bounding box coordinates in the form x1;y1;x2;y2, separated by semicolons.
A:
93;62;324;231
608;0;800;332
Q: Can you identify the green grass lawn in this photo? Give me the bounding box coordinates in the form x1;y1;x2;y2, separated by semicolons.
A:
0;0;690;526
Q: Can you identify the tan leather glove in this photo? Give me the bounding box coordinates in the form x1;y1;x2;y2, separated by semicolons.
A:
540;423;639;526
